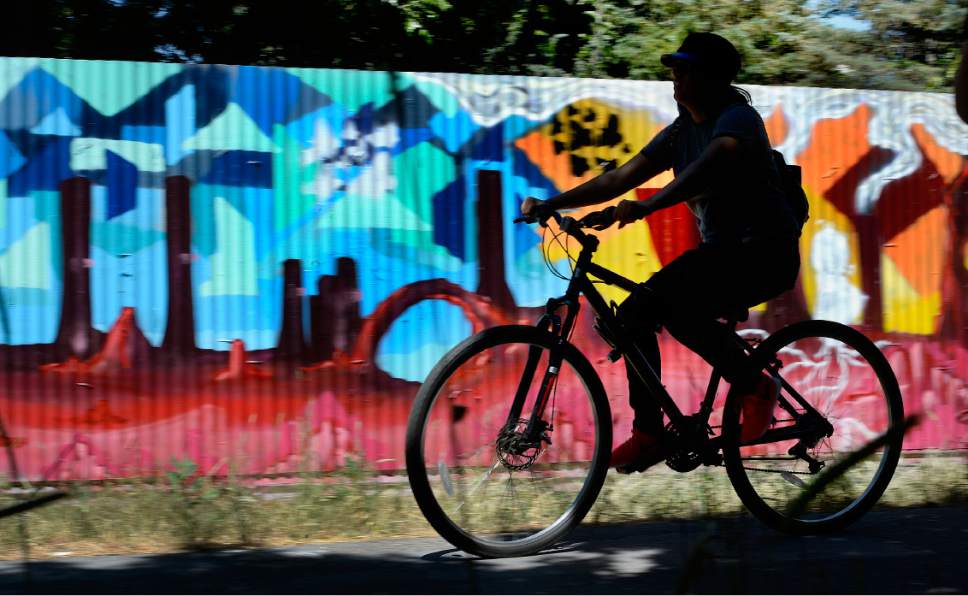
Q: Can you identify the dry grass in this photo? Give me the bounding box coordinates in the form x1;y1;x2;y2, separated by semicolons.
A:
0;451;965;560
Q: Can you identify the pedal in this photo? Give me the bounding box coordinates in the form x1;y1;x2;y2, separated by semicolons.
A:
615;461;649;475
701;450;723;467
781;471;807;489
438;462;455;497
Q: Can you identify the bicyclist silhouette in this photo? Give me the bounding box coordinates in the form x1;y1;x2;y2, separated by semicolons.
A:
521;32;802;474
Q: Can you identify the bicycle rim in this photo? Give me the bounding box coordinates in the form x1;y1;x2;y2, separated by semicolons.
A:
724;321;903;533
406;326;610;557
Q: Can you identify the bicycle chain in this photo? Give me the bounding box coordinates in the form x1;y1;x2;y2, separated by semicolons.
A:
718;416;813;476
741;466;815;475
701;460;815;475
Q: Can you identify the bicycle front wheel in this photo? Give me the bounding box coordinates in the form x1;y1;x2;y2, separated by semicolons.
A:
405;325;611;558
722;320;904;534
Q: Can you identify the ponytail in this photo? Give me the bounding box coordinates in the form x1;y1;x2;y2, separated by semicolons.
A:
730;85;752;105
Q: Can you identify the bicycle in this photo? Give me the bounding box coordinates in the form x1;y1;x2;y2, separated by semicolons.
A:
405;209;904;558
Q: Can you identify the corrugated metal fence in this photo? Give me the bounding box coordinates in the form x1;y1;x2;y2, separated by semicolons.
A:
0;58;966;481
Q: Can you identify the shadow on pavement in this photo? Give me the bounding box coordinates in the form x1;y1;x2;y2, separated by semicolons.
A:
0;507;965;594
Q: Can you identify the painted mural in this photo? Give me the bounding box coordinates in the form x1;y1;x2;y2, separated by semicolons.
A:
0;58;966;481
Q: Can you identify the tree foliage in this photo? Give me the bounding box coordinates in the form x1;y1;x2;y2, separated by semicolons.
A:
572;0;838;85
1;0;964;92
812;0;967;90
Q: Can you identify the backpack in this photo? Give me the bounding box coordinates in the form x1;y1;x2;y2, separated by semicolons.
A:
770;149;809;232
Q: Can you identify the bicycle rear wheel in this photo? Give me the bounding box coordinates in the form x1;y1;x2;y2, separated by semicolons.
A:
722;320;904;534
405;325;611;558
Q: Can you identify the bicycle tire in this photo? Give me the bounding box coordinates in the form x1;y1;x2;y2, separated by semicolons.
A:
405;325;612;558
722;320;904;534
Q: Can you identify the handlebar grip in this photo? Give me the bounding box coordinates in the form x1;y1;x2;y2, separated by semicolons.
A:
515;210;559;226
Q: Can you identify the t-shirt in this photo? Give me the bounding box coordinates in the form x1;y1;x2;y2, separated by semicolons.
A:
640;101;799;245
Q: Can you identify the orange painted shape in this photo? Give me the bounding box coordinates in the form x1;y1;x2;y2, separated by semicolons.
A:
797;104;872;198
910;124;965;186
763;103;788;147
883;205;949;296
514;131;594;192
213;339;273;381
85;307;135;373
39;307;138;374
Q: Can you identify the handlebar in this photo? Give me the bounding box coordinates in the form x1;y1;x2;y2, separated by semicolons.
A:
513;210;563;226
514;209;599;252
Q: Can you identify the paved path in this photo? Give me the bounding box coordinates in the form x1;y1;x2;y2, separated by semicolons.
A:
1;506;966;594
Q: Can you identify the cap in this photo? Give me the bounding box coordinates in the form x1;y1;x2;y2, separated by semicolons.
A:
660;32;741;82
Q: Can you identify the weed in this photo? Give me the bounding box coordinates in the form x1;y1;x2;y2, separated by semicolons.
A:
0;451;963;560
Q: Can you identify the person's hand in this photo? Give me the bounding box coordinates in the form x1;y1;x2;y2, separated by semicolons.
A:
579;206;617;231
520;196;548;219
614;200;652;228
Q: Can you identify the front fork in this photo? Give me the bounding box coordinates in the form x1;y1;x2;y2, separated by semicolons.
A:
503;298;576;451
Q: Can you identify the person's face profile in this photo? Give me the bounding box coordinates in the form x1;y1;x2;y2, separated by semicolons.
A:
671;62;692;80
671;60;723;106
670;61;698;103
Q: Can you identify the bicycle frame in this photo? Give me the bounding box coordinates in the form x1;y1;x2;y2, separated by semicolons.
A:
506;214;832;459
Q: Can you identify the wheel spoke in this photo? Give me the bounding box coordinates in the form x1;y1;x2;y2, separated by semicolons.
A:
454;459;503;513
406;327;610;556
723;321;903;533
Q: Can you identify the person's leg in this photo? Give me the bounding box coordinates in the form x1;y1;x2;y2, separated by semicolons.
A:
617;304;663;434
611;289;664;470
647;239;800;441
661;317;758;387
645;239;799;387
624;349;663;434
612;238;799;467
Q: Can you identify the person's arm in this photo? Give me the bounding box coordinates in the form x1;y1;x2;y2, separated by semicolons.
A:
641;136;738;211
547;151;667;210
521;121;678;217
614;136;740;226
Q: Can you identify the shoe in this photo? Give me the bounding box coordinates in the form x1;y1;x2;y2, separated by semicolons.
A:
739;372;781;442
611;428;667;474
